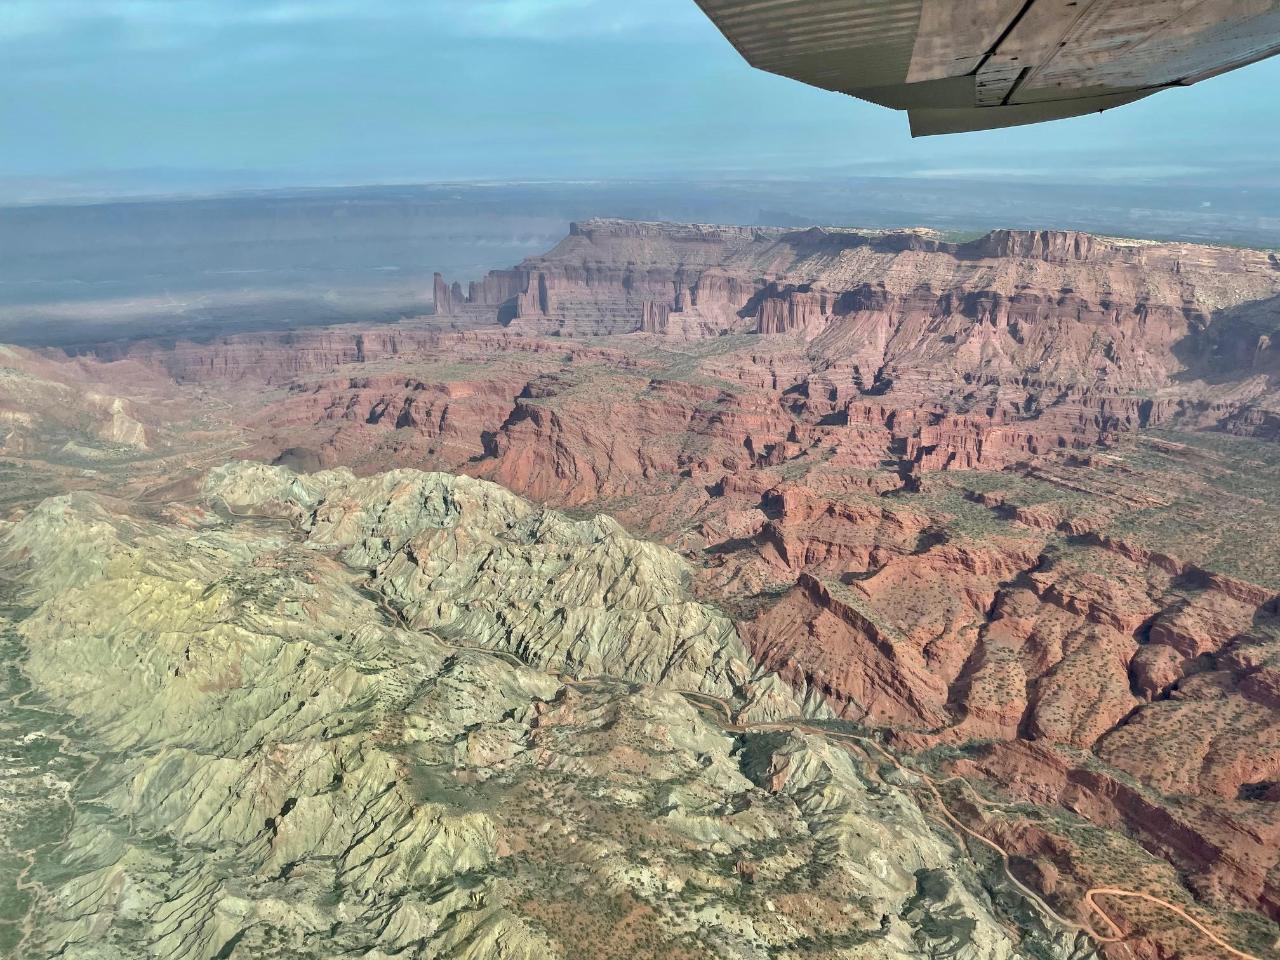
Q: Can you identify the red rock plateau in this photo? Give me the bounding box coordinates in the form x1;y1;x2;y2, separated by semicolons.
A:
7;220;1280;958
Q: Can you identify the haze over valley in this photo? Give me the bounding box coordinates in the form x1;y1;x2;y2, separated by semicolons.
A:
5;175;1279;347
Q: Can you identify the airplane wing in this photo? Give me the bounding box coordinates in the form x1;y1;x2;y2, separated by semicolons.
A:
694;0;1280;135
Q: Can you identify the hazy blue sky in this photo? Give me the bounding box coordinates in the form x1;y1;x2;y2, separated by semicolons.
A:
3;0;1279;197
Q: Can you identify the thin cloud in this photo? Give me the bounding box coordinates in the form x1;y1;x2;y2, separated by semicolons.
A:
445;0;706;38
0;0;706;43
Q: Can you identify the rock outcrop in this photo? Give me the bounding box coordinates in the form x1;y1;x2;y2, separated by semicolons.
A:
0;463;1095;960
205;461;797;719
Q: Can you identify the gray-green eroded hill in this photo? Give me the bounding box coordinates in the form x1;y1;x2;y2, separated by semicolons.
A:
1;463;1096;959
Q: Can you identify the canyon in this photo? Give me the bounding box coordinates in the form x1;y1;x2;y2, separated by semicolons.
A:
2;219;1279;960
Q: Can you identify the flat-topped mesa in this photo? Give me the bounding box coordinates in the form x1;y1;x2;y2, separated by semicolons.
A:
429;219;1280;350
431;219;788;336
432;219;939;337
962;228;1122;262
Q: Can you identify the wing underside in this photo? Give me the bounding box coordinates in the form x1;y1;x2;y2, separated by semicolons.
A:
695;0;1280;134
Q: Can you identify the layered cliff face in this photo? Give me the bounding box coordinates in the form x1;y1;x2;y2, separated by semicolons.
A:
437;220;785;338
434;221;1279;355
99;222;1280;480
414;219;1280;468
0;463;1098;960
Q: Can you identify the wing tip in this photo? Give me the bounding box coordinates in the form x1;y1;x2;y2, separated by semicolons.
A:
907;89;1159;136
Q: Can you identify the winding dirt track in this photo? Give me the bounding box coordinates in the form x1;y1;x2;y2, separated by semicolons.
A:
692;697;1266;960
842;733;1264;959
381;604;1267;957
1084;888;1265;960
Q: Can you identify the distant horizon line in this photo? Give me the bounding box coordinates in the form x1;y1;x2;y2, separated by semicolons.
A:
4;166;1279;209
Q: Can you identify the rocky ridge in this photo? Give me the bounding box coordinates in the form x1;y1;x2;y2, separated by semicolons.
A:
0;462;1096;960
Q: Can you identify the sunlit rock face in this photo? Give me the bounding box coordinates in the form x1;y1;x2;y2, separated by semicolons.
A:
0;462;1095;960
102;221;1280;488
